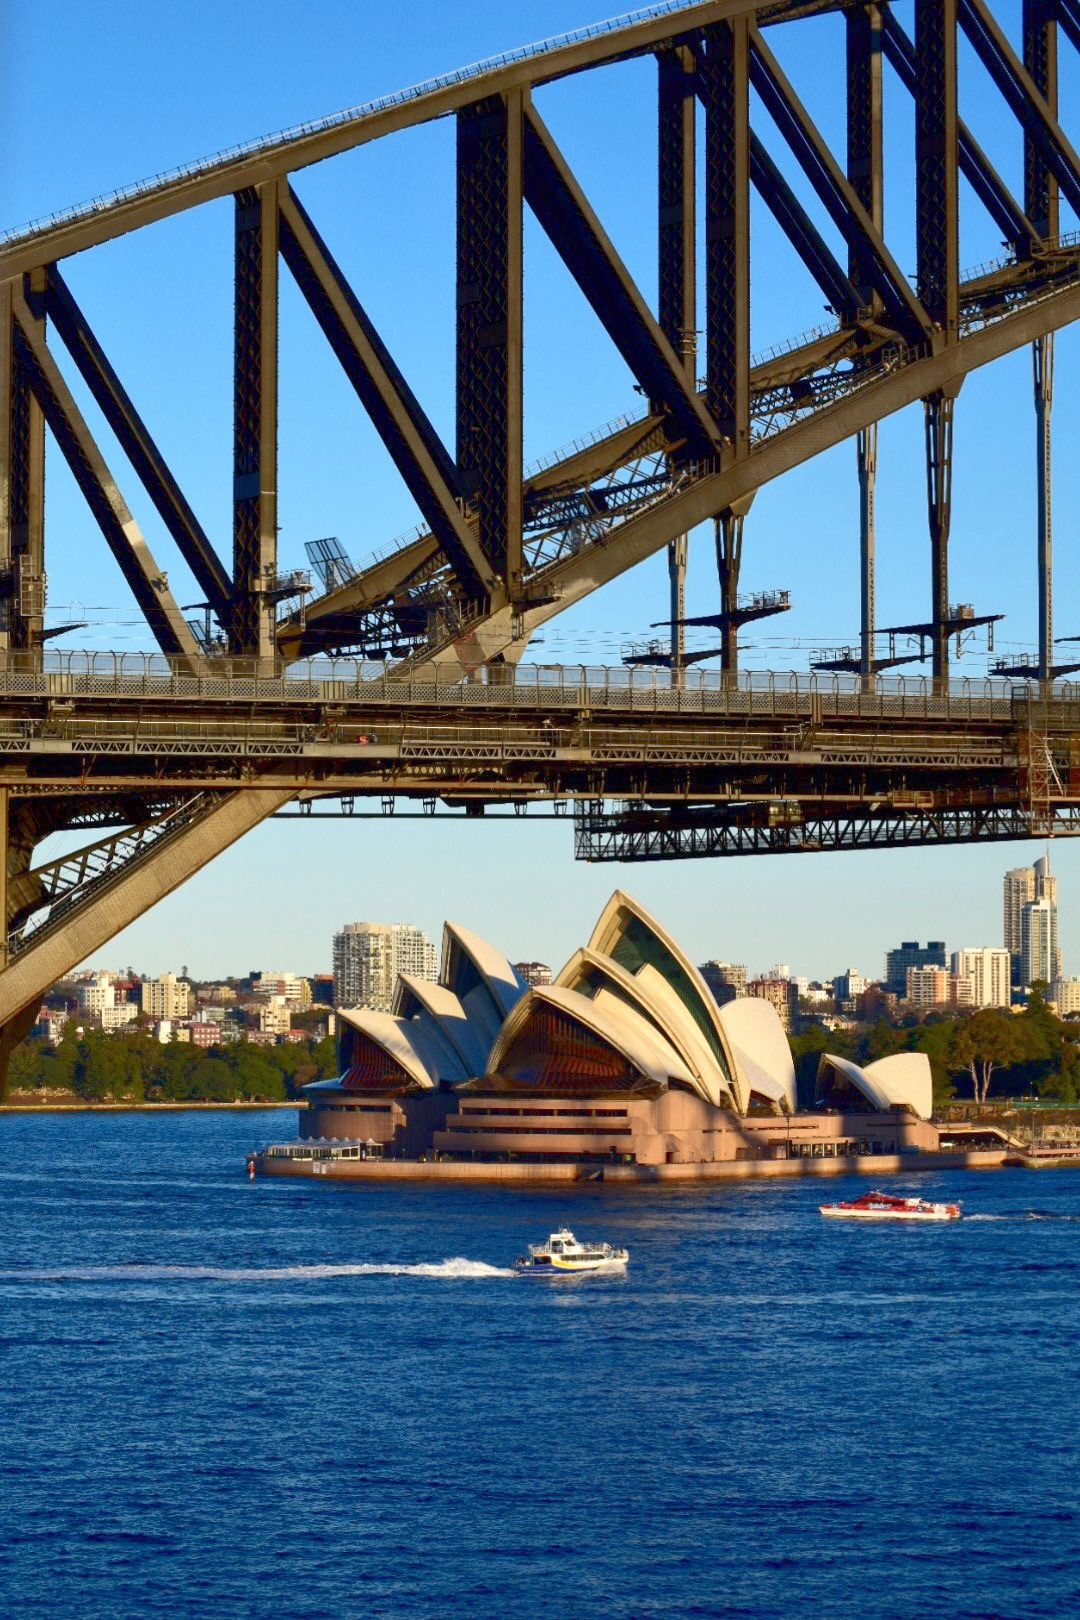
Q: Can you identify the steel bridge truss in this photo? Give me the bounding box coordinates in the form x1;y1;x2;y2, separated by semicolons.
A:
1;1;1080;1080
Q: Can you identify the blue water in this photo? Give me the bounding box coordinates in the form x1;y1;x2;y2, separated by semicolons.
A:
1;1110;1077;1619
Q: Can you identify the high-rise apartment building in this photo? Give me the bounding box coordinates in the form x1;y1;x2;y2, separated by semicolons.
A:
1005;855;1061;988
332;923;438;1011
885;941;946;997
1021;897;1058;989
950;948;1011;1009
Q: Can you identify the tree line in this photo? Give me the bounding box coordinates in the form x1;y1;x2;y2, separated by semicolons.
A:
791;986;1080;1107
7;1029;339;1104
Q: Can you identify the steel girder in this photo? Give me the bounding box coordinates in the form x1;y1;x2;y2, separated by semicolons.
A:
0;282;45;651
232;182;280;658
456;93;525;595
573;801;1080;860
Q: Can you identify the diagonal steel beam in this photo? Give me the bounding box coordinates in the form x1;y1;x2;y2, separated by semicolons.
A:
278;184;497;601
1060;0;1080;56
749;135;861;318
11;288;201;665
880;8;1040;254
959;0;1080;219
43;266;231;620
522;102;721;460
748;26;932;337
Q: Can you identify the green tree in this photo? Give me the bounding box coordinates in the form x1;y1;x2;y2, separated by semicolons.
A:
948;1009;1025;1104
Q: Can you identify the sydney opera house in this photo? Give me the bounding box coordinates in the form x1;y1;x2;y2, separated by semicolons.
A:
260;892;941;1175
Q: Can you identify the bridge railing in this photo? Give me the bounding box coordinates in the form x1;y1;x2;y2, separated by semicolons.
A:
1;0;703;252
2;648;1079;722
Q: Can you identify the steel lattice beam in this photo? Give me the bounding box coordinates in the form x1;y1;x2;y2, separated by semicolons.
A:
456;92;525;595
703;19;752;453
232;181;279;658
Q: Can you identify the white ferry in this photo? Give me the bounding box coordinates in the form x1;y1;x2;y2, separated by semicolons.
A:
515;1228;629;1274
820;1189;962;1223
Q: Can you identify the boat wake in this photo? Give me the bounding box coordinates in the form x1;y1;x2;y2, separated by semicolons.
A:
0;1257;517;1282
965;1211;1080;1223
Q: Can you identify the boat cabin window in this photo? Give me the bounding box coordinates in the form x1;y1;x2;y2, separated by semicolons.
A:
551;1241;562;1253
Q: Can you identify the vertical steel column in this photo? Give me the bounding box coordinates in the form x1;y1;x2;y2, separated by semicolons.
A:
1034;333;1053;682
703;20;750;678
1025;0;1058;687
0;284;10;659
847;4;884;685
924;391;954;683
0;788;7;971
716;508;744;676
456;90;524;601
916;0;959;684
232;181;279;661
703;19;750;455
856;426;877;682
3;277;45;656
658;45;697;680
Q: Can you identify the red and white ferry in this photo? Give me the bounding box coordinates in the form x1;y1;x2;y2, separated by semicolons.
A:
820;1189;962;1223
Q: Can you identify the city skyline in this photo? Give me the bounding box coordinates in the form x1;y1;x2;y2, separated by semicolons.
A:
73;835;1077;996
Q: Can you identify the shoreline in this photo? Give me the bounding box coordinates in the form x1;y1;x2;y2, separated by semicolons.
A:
0;1101;298;1114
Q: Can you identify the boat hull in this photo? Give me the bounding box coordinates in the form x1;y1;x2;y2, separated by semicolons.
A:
515;1257;628;1274
820;1206;959;1222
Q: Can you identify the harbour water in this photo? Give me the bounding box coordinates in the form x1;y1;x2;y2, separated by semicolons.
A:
1;1108;1078;1619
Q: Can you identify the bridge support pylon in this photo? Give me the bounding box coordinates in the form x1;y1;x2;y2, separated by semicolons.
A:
0;788;292;1099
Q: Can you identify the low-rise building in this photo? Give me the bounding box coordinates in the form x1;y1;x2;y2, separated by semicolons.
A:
189;1022;221;1048
513;961;553;988
101;1003;138;1032
886;940;946;997
250;972;312;1010
257;997;292;1037
1051;976;1080;1016
78;973;116;1016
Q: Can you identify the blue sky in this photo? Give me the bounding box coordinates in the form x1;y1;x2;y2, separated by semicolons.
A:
3;0;1079;981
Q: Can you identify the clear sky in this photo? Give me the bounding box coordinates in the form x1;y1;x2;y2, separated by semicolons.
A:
3;0;1080;981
